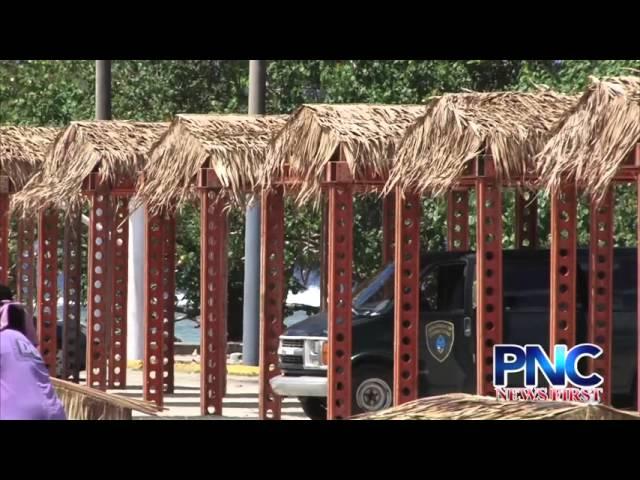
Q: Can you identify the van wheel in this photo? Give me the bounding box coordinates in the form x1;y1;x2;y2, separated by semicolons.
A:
298;397;327;420
352;365;393;415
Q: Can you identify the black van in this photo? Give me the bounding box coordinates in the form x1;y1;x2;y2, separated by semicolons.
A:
270;248;638;420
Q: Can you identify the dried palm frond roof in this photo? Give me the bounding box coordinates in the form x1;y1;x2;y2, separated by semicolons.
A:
136;114;288;214
354;393;640;420
385;91;577;197
0;126;58;191
263;104;425;205
11;120;168;217
537;76;640;201
52;378;162;420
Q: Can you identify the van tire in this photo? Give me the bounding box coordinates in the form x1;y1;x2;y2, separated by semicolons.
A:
298;397;327;420
352;364;393;416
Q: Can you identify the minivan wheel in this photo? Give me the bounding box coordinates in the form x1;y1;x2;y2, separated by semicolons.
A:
352;365;393;415
298;397;327;420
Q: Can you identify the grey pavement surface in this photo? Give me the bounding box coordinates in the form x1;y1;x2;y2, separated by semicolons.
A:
107;369;308;420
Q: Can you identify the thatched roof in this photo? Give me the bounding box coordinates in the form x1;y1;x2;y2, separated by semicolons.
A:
52;378;161;420
136;114;288;214
11;120;167;217
537;76;640;200
385;91;577;197
0;126;58;191
263;104;425;205
355;393;640;420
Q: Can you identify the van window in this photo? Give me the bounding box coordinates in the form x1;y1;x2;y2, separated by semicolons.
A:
421;263;465;312
504;262;550;310
612;259;636;312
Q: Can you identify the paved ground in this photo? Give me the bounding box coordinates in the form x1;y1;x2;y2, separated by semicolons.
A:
108;369;308;420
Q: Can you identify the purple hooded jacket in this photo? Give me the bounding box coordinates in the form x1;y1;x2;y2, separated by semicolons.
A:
0;303;66;420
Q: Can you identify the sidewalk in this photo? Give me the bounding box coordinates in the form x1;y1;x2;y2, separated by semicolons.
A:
110;368;306;420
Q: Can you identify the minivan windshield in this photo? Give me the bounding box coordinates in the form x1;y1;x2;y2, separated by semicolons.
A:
352;263;394;314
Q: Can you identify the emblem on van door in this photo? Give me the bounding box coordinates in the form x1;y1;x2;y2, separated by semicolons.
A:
426;321;455;363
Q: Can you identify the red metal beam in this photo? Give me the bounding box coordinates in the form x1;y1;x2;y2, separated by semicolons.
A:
327;184;354;419
109;197;129;389
143;207;166;406
17;218;36;320
37;209;59;376
588;189;614;404
550;185;578;352
0;193;9;285
62;211;82;382
475;158;504;396
200;192;228;416
447;189;470;251
393;189;421;405
86;190;111;389
259;187;285;420
162;213;176;394
515;190;538;249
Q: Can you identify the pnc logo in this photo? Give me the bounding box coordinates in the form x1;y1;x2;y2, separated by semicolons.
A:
493;344;604;389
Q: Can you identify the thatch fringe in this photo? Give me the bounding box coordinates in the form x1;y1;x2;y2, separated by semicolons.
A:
0;126;58;191
537;76;640;201
11;121;167;218
385;91;577;198
354;393;640;420
135;114;287;215
51;378;161;420
263;104;424;206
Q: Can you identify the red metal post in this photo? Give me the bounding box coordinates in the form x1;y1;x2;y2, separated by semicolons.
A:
550;185;577;351
393;189;421;405
515;190;538;249
447;189;470;251
87;190;112;389
108;197;129;389
0;193;9;285
327;184;353;419
62;211;82;382
475;157;503;395
259;187;285;420
162;213;176;394
588;189;614;404
17;217;36;319
200;191;228;416
143;207;166;406
37;208;59;376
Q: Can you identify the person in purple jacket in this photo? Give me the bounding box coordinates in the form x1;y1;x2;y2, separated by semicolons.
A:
0;285;66;420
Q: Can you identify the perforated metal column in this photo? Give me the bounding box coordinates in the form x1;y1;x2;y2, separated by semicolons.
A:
327;185;353;419
143;207;165;406
588;189;614;403
516;190;538;249
200;191;228;416
259;187;284;420
162;214;176;394
62;211;82;382
0;193;9;285
109;197;129;389
87;190;112;390
447;190;470;251
17;218;36;319
37;209;59;376
393;189;421;405
475;159;503;396
550;185;577;351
